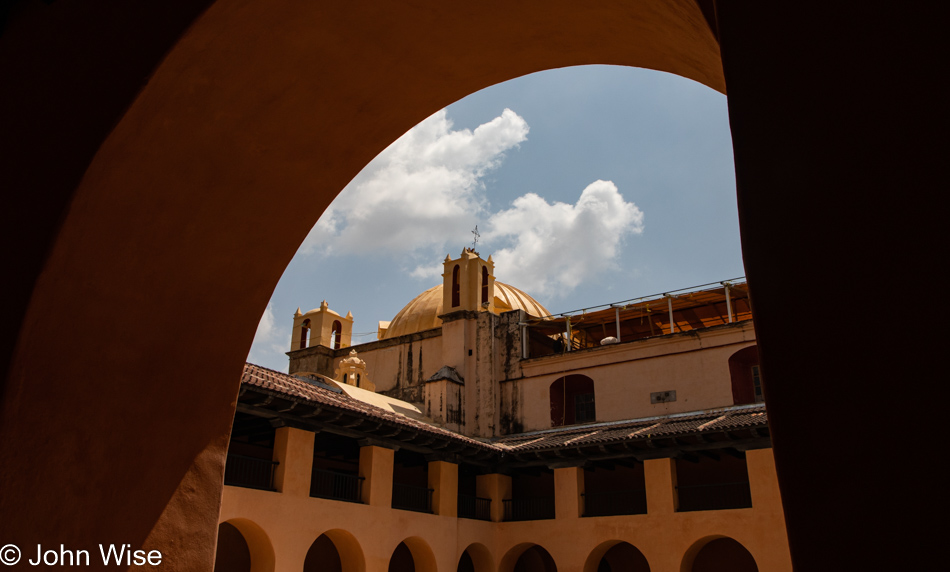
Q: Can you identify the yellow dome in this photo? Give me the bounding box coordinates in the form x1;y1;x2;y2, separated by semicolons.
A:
380;282;549;339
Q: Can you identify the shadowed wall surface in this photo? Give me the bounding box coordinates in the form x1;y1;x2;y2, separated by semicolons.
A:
0;1;943;570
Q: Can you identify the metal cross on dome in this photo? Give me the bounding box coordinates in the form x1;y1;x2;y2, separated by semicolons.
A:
471;225;480;249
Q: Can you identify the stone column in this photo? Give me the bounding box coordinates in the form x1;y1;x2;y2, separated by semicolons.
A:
428;460;458;516
476;473;512;522
272;426;314;496
644;457;678;514
359;444;394;507
553;466;584;519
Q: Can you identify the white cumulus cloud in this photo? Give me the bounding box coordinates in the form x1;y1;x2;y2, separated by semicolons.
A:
297;108;645;304
301;108;529;256
484;180;644;298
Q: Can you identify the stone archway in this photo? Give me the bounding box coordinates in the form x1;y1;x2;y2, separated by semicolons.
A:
214;522;250;572
388;537;438;572
213;519;275;572
1;2;943;570
458;543;494;572
0;2;723;567
681;536;756;572
501;544;558;572
583;541;650;572
304;529;365;572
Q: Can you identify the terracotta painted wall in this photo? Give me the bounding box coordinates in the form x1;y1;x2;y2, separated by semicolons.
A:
219;444;790;572
514;323;756;431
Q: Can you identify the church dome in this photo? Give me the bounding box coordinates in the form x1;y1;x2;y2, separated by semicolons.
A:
380;282;549;339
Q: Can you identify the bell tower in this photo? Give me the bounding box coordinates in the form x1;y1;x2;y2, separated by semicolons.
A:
291;301;353;351
434;248;498;437
441;248;495;314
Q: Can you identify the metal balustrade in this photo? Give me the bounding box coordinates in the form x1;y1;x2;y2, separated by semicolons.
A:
224;453;278;491
310;468;363;503
392;483;433;513
582;489;648;517
457;494;492;521
677;481;752;512
503;497;555;521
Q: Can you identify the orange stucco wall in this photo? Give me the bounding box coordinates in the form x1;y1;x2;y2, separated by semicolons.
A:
219;445;790;572
517;323;756;431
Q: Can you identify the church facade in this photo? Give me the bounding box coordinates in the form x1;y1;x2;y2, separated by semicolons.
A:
217;251;790;572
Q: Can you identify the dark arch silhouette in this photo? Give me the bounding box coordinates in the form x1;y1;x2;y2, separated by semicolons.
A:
514;546;557;572
304;534;341;572
212;518;275;572
687;537;757;572
585;541;650;572
459;543;493;572
0;3;941;570
501;544;558;572
389;538;437;572
213;522;250;572
390;542;414;572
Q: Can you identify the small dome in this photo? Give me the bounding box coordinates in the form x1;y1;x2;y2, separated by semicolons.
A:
381;282;549;339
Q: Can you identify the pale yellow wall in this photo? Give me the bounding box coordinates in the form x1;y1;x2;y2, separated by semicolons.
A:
331;335;443;396
220;443;790;572
515;322;756;431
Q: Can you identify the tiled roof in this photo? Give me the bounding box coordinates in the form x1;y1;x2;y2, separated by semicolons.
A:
241;363;769;464
493;405;768;453
242;363;492;450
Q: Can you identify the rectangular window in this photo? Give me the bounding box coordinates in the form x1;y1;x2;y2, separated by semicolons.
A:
751;365;764;402
575;393;596;423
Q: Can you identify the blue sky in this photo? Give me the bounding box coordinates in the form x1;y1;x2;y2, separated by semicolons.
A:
248;65;742;372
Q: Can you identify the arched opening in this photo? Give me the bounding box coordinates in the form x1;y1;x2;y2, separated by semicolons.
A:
500;544;557;572
728;345;761;404
389;538;437;572
481;266;489;305
4;3;937;571
550;374;595;427
583;541;650;572
299;319;311;350
390;543;414;572
214;522;250;572
452;264;461;307
213;519;275;572
331;320;343;350
682;537;757;572
458;543;493;572
303;529;364;572
305;534;341;572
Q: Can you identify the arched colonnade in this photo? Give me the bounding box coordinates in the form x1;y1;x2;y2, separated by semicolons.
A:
213;519;758;572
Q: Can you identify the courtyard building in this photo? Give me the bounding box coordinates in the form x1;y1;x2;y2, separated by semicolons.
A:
218;251;789;571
